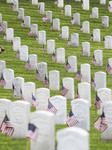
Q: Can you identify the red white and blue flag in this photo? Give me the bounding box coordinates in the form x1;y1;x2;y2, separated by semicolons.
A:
90;33;93;40
75;90;80;99
75;70;82;80
106;63;112;73
64;61;71;71
32;95;39;110
0;25;3;32
28;30;32;36
0;75;6;87
20;88;24;100
54;0;59;5
36;69;40;80
91;78;96;87
67;39;71;46
80;26;83;31
25;59;31;69
13;85;17;96
61;85;69;96
43;45;46;53
15;51;20;58
43;76;49;87
52;53;56;61
94;95;102;110
71;17;75;24
46;102;57;115
92;54;96;64
42;16;47;22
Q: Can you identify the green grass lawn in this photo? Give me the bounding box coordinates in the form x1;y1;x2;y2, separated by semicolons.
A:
0;0;112;149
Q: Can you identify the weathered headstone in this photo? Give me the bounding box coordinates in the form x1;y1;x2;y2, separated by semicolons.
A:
13;37;21;51
62;77;74;99
50;95;67;124
47;40;55;54
92;7;99;19
102;16;109;28
24;16;31;28
105;36;112;49
10;101;30;139
46;11;52;23
62;26;69;40
13;77;24;98
28;54;37;71
20;45;28;61
93;29;101;42
78;82;91;107
1;21;7;34
71;99;90;130
38;62;47;81
3;69;14;89
82;42;90;56
12;0;18;12
6;28;14;42
18;8;24;20
71;33;79;47
38;30;46;45
65;5;71;16
58;0;64;8
49;70;60;90
73;13;80;25
95;71;106;91
81;63;91;83
30;111;55;150
100;0;106;4
0;60;6;79
82;21;90;34
53;18;60;31
36;88;50;110
31;24;38;37
38;2;45;14
57;48;65;64
83;0;89;10
57;127;89;150
68;56;77;73
32;0;38;5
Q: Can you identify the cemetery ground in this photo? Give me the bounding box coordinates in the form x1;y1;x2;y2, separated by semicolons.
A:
0;0;112;149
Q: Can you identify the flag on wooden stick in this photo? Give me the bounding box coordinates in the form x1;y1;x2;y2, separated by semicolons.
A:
94;95;102;110
61;85;69;96
75;70;82;80
36;69;40;80
91;78;96;87
75;90;80;99
46;102;57;115
64;61;71;71
43;75;49;87
106;63;112;73
0;75;6;87
52;53;56;61
32;95;39;110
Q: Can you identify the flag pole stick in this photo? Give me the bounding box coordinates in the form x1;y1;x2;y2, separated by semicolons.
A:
26;138;30;150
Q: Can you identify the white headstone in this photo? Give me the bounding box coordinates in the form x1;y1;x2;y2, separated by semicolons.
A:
7;0;13;3
0;13;2;24
57;127;89;150
95;71;106;91
0;60;6;78
31;24;38;37
78;82;91;107
93;29;101;42
20;45;28;61
92;7;99;18
101;102;112;141
73;13;80;25
100;0;106;4
38;30;46;45
6;28;14;42
108;58;112;74
68;56;77;73
108;1;112;12
71;99;90;130
38;2;45;14
58;0;64;8
94;50;103;66
13;37;21;51
28;54;37;71
57;48;65;64
82;42;90;56
49;70;60;90
46;11;52;23
23;82;35;104
71;33;79;47
13;77;24;98
83;0;89;10
53;18;60;31
47;40;55;54
1;21;7;34
62;77;74;99
30;111;55;150
0;99;11;126
82;21;90;34
105;36;112;49
62;26;69;40
18;8;24;20
10;101;30;139
50;95;67;124
3;69;14;89
102;16;109;28
24;16;31;28
65;5;71;16
38;62;47;81
12;0;18;12
81;63;91;83
32;0;38;5
36;88;50;110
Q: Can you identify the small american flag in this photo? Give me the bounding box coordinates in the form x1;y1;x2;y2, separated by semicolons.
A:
36;69;40;79
52;53;56;61
61;85;69;96
25;59;31;69
27;123;39;142
43;45;46;53
12;3;16;8
64;61;71;71
66;110;79;127
91;78;96;87
75;90;80;99
0;26;3;32
36;36;38;43
80;26;83;31
75;70;82;80
42;16;47;22
59;32;62;37
51;23;54;30
94;95;102;110
0;75;6;87
90;33;93;40
28;30;32;36
90;13;92;18
106;63;112;73
21;21;25;27
13;85;17;96
46;102;57;114
38;5;40;12
15;51;20;58
0;114;14;136
92;54;96;64
61;9;64;14
71;18;75;24
67;39;71;46
54;0;59;5
94;112;108;133
32;95;39;110
20;88;24;100
43;76;49;87
103;37;105;44
108;4;112;10
4;34;6;40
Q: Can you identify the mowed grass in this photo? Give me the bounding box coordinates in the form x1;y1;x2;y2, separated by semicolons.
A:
0;0;112;149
